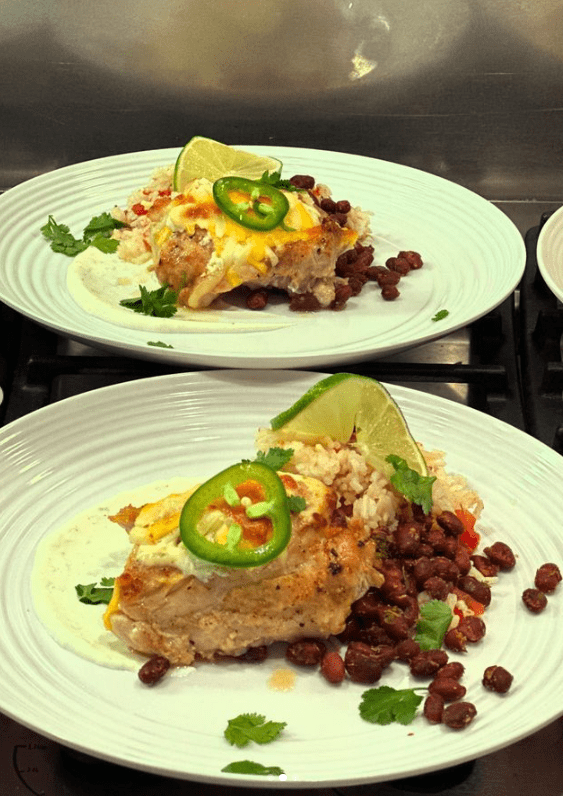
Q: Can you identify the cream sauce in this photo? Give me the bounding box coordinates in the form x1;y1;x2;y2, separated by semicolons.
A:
31;477;200;671
67;247;294;333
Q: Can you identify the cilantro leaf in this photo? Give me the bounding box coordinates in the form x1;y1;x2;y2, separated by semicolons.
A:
41;212;125;257
221;760;285;776
148;340;174;348
286;495;306;513
432;309;449;322
385;454;436;514
359;685;424;726
41;216;90;256
83;212;125;239
224;713;286;748
254;447;294;471
414;599;452;650
75;577;115;605
252;450;305;512
89;234;120;254
120;284;178;318
258;169;300;192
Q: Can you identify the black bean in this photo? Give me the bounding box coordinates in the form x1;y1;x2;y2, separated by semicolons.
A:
483;541;516;571
535;563;562;593
286;638;326;666
442;702;477;730
138;655;170;686
482;665;513;694
522;587;548;613
289;174;315;189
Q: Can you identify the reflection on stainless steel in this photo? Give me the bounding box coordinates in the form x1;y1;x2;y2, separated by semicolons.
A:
480;0;563;61
0;0;48;41
48;0;471;98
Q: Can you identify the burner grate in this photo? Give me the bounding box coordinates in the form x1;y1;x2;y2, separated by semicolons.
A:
0;299;524;431
518;214;563;451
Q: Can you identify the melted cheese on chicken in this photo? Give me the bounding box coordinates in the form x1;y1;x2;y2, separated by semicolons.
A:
159;180;323;269
149;178;358;309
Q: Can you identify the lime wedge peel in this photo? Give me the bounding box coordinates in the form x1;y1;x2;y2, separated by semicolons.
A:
173;136;282;192
270;373;428;478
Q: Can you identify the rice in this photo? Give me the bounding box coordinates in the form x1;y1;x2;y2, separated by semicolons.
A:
423;448;483;518
110;165;175;264
255;428;483;532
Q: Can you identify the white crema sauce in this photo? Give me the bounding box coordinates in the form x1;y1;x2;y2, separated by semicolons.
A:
31;477;203;671
66;248;293;333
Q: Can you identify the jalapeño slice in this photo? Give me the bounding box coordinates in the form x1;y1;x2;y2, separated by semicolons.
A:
212;176;289;231
179;461;291;568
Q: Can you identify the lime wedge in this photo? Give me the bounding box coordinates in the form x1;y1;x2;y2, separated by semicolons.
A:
270;373;428;477
173;136;282;191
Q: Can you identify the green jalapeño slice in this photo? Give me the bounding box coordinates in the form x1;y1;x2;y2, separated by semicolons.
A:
179;461;292;567
212;176;289;231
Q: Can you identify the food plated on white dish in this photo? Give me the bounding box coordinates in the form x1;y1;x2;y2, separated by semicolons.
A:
0;144;525;368
0;370;561;786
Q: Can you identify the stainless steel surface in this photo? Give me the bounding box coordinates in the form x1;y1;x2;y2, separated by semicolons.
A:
1;1;562;793
1;2;563;208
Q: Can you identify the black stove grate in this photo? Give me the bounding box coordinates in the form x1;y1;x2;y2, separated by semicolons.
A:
1;294;523;431
518;213;563;452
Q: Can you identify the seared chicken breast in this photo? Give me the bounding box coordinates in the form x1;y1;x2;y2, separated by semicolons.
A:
105;473;384;666
148;178;359;309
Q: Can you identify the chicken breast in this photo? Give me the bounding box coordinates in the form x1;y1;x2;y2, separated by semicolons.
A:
105;473;384;665
149;178;360;309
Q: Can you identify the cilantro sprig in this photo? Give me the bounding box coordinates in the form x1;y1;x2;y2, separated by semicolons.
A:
254;447;294;471
120;284;179;318
147;340;174;348
221;760;285;776
224;713;286;748
286;495;306;513
253;448;305;513
75;577;115;605
41;212;124;256
359;685;425;725
385;454;436;514
414;599;453;650
432;309;450;322
41;216;88;256
222;714;286;777
259;169;300;192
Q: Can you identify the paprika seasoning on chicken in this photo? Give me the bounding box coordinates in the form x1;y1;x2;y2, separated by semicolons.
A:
179;461;292;567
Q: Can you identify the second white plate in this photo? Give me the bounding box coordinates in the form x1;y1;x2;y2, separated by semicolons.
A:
537;204;563;304
0;370;562;787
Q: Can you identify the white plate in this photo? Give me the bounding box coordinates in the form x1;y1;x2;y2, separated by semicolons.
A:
0;370;562;787
0;147;525;368
537;205;563;303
